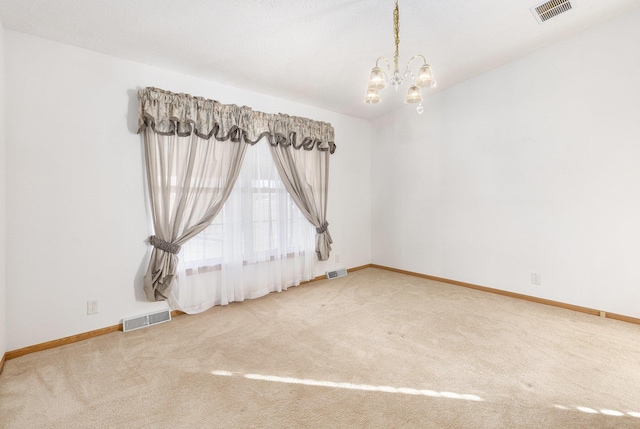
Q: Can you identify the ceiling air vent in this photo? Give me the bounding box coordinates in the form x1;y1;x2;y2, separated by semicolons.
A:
531;0;573;24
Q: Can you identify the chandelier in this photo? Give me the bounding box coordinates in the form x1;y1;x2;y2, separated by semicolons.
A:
364;0;437;115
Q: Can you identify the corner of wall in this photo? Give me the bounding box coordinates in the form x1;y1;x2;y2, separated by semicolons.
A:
0;19;8;366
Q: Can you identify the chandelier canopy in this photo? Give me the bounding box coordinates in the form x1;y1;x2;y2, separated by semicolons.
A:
364;0;437;115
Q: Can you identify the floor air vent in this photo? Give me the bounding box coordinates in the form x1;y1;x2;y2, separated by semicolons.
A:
531;0;572;23
326;268;348;280
123;309;171;332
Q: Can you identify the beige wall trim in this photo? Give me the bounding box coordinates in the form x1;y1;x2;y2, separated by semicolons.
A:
6;325;123;360
604;312;640;324
344;264;371;273
171;310;186;318
371;264;640;325
5;265;370;361
6;311;187;361
307;264;370;282
13;262;629;361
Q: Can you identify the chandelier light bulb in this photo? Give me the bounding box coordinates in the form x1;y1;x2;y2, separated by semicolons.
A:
416;103;424;115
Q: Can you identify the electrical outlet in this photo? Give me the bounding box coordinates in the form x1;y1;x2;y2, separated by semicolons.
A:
335;254;341;263
530;273;541;285
87;300;98;315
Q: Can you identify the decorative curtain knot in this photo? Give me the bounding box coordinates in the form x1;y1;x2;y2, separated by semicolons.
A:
149;235;181;254
316;221;329;234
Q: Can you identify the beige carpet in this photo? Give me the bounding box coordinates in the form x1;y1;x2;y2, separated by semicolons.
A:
1;267;639;428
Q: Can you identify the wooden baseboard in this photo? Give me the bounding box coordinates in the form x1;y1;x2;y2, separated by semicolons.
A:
5;325;123;360
345;264;372;273
305;264;371;283
605;312;640;324
5;310;189;361
370;264;640;325
9;263;633;363
4;265;369;362
171;310;186;318
0;352;6;375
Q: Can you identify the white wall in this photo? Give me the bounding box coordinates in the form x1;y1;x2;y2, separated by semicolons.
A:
0;19;7;359
4;30;371;351
372;10;640;318
9;8;638;352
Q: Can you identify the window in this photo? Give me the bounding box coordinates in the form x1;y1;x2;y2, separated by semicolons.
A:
172;142;316;313
139;87;332;309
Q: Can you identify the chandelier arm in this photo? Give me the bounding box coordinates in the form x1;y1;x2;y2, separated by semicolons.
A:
374;56;392;74
406;54;428;66
404;68;416;83
403;55;429;83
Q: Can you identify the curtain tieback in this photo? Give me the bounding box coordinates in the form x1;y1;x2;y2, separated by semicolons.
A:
316;221;329;234
149;235;181;254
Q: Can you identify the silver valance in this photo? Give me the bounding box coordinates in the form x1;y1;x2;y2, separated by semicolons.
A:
137;87;336;153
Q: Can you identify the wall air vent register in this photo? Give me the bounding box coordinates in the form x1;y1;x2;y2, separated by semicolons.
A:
326;268;348;280
123;309;171;332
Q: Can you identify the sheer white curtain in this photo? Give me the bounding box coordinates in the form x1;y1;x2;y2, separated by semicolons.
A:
169;141;316;314
269;138;332;261
138;87;335;305
142;129;246;301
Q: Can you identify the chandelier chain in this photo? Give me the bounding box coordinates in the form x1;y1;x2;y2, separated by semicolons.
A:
393;0;400;70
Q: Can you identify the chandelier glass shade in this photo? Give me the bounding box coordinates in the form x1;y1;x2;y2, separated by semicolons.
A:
368;67;387;90
405;85;422;103
364;0;437;114
364;88;380;104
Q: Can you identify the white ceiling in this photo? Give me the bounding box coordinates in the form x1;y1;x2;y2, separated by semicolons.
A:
1;0;638;119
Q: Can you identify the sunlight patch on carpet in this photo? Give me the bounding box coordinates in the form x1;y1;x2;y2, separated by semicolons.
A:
210;370;483;401
600;409;625;416
555;404;638;418
576;406;599;414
